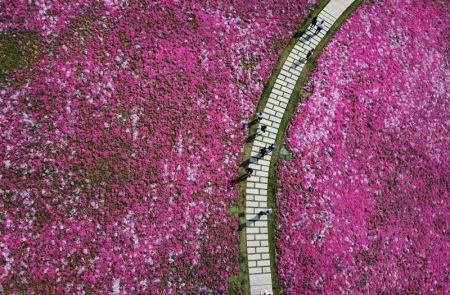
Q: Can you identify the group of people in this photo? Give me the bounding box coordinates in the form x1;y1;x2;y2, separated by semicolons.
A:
305;17;325;61
244;112;276;179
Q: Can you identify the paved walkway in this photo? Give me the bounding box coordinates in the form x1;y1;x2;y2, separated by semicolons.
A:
244;1;356;294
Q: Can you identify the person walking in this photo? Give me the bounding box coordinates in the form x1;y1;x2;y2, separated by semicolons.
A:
260;125;267;133
246;167;253;178
310;16;318;28
315;20;324;35
268;144;275;152
259;147;268;157
306;49;314;60
257;112;264;121
257;208;273;216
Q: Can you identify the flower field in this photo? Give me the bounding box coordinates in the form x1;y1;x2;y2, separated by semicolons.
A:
0;0;315;293
276;0;449;294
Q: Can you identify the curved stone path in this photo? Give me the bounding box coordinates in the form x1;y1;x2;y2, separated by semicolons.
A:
244;1;357;294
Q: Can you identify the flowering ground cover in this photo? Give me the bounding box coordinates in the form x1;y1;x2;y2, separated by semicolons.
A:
276;0;450;293
0;0;316;293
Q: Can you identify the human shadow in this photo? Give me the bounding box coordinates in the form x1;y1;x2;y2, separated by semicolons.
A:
245;133;257;143
246;131;264;143
298;32;314;44
238;214;261;231
239;155;261;168
227;174;249;189
248;118;259;128
293;31;303;38
242;118;260;130
291;58;306;68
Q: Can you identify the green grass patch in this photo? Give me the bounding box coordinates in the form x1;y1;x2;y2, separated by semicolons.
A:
0;31;39;80
229;207;239;214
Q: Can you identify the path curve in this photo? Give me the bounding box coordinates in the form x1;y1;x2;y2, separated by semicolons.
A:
244;1;357;294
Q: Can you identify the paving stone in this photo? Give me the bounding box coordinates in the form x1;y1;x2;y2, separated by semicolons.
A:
268;92;278;99
247;188;259;195
248;162;261;169
255;183;267;189
256;246;270;253
273;105;285;113
291;47;301;54
262;137;275;144
261;253;270;260
248;227;261;235
254;195;266;201
248;254;261;261
279;69;291;77
270;116;282;123
258;201;268;207
257;260;271;267
258;159;270;166
248;176;260;182
253;141;265;148
259;190;267;196
255;234;268;240
247;201;260;207
248;247;256;254
246;183;255;189
271;88;283;96
259;227;268;234
250;273;272;286
253;168;265;175
281;91;292;99
288;68;301;77
246;193;255;199
251;285;273;295
247;241;260;248
249;267;262;274
281;85;294;92
265;101;277;110
270;121;280;129
246;207;256;214
284;76;297;85
285;82;296;89
265;108;276;116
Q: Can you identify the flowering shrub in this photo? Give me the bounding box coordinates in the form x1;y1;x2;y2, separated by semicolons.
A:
276;0;449;294
0;0;315;293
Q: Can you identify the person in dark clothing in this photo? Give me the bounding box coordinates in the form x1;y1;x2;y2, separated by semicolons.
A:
259;147;268;157
246;167;253;178
306;49;314;60
268;144;275;152
257;209;272;216
310;16;318;28
260;125;267;133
